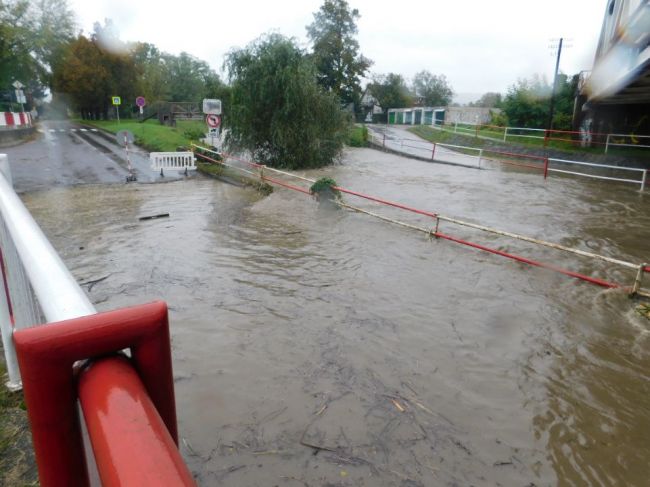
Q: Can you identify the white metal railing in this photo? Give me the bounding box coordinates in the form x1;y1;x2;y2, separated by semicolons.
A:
426;120;650;154
368;127;483;169
548;157;647;191
605;133;650;153
367;128;647;192
0;154;95;389
150;152;196;174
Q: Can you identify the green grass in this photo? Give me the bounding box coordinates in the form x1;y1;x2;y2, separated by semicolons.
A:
79;119;207;152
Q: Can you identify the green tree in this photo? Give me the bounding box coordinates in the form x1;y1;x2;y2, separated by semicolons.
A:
367;73;412;120
225;34;347;169
501;73;578;129
306;0;372;107
469;92;503;108
53;32;138;119
411;70;453;106
0;0;75;92
501;74;551;128
164;52;221;102
551;74;579;130
131;42;170;102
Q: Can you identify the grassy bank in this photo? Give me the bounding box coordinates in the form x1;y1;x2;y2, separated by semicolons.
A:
79;119;206;152
1;359;37;486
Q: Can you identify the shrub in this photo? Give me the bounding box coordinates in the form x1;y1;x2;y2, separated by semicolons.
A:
346;125;368;147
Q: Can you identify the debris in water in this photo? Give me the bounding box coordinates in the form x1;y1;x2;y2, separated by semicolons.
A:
635;304;650;320
138;213;169;221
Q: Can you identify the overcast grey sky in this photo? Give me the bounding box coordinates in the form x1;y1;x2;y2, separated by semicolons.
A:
69;0;607;103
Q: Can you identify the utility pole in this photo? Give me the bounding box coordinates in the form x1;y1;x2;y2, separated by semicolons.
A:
547;37;563;134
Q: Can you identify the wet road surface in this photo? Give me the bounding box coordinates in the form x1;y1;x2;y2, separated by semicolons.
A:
9;139;650;486
3;119;184;192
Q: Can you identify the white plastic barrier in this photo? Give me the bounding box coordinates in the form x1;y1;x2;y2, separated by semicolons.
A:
150;152;196;174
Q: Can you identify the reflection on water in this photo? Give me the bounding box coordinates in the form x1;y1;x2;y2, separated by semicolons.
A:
21;149;650;486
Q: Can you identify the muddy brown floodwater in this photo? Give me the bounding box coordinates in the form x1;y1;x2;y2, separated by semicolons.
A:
20;148;650;486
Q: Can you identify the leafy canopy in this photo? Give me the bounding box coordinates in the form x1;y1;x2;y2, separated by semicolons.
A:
367;73;412;115
411;70;453;107
306;0;372;106
225;34;348;169
0;0;76;91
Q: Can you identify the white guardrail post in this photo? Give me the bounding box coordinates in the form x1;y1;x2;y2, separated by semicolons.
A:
0;154;96;389
605;134;610;154
503;127;508;142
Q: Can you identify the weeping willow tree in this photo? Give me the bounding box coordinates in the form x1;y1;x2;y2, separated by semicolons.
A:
225;33;348;169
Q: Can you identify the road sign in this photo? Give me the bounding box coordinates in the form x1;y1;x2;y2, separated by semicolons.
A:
112;96;121;106
12;80;24;90
202;99;222;115
15;90;26;104
206;114;221;128
136;96;146;107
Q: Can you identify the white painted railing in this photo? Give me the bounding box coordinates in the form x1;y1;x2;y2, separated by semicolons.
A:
150;152;196;175
0;154;95;390
548;157;647;191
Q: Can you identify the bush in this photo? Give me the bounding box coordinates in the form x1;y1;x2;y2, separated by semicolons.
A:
309;178;341;197
183;127;206;141
346;125;368;147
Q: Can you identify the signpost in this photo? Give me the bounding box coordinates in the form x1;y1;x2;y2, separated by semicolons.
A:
112;96;121;124
116;130;137;182
13;81;26;111
136;96;146;117
203;99;222;148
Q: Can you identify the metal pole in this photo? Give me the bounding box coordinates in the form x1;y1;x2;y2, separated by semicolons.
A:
544;157;549;179
547;37;563;136
431;143;436;160
631;264;646;295
478;149;483;169
605;133;610;153
641;170;646;192
116;106;120;125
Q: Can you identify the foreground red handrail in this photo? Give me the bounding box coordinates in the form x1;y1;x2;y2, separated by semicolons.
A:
79;356;195;486
14;301;194;487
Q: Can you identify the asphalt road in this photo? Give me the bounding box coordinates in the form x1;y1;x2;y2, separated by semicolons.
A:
2;119;186;193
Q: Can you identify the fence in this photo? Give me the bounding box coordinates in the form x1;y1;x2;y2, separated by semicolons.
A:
547;158;646;191
191;145;650;298
367;130;484;169
426;119;650;154
0;154;194;486
367;127;647;193
150;151;196;175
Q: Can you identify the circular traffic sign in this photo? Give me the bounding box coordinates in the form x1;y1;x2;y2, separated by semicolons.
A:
136;96;146;107
206;114;221;128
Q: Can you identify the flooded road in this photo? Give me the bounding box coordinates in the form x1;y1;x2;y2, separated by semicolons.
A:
20;147;650;486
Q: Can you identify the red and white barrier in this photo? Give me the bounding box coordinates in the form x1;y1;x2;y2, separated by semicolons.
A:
0;112;32;128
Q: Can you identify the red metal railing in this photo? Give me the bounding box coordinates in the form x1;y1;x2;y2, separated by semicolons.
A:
14;301;195;487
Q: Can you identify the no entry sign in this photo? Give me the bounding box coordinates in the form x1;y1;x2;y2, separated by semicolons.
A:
206;114;221;128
